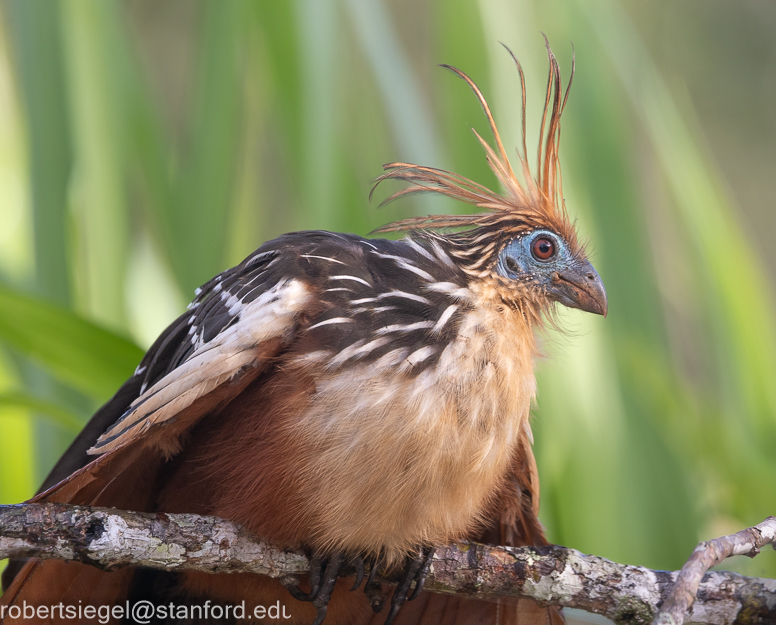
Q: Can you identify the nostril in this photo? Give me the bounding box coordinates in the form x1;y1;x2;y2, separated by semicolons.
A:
586;273;595;280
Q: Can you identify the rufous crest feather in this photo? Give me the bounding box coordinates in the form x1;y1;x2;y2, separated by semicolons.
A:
372;40;578;253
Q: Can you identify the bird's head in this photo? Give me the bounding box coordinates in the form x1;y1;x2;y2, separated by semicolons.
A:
495;228;607;317
373;43;607;322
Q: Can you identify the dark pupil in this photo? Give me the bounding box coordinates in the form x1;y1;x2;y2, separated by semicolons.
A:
534;238;554;259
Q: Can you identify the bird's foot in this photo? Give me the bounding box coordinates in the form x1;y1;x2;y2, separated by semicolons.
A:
381;546;436;625
282;552;367;625
282;547;434;625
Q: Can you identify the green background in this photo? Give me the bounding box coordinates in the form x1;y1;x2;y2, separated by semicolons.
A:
1;0;775;600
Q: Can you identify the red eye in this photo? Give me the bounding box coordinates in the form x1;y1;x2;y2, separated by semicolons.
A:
532;237;556;260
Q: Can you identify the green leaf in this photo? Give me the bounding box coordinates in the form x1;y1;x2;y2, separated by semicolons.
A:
0;285;144;400
0;392;84;433
60;0;131;328
5;0;72;306
168;1;249;295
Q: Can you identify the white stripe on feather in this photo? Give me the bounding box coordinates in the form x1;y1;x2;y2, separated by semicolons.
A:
246;250;277;266
328;339;366;367
371;251;435;282
377;290;432;305
308;317;354;330
329;275;372;287
301;254;346;265
350;305;397;315
431;240;457;269
432;305;458;334
426;282;471;301
351;337;391;358
327;336;392;368
399;346;436;371
374;348;410;369
375;321;435;335
402;238;435;261
350;291;430;306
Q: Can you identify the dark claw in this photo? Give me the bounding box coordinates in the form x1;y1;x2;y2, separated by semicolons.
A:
364;554;386;613
350;556;365;591
285;581;311;602
311;554;344;625
283;553;353;625
408;547;435;601
366;555;382;588
383;547;435;625
284;548;433;625
286;555;325;602
383;559;421;625
364;579;385;614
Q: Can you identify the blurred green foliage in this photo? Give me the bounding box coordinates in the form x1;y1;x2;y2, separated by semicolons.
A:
0;0;774;589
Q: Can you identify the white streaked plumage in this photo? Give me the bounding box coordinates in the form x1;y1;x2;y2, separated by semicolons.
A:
371;250;435;282
372;347;411;370
351;337;392;359
245;249;278;266
402;237;435;262
431;240;457;269
349;305;397;315
402;346;436;368
329;275;372;287
425;282;472;301
432;305;458;334
327;339;367;368
308;317;355;331
375;321;435;335
301;254;347;265
374;290;432;305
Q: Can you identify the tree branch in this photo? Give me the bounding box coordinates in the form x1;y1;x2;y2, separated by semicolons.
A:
653;516;776;625
1;503;774;624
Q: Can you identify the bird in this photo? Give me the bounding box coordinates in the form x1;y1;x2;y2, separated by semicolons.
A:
1;43;606;625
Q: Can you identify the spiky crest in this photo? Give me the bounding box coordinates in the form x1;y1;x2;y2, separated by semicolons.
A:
372;42;579;272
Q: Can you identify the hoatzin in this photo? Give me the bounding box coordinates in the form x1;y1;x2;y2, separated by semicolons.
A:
1;45;606;625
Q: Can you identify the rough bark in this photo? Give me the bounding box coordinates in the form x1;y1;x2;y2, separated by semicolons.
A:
1;503;774;625
653;516;776;625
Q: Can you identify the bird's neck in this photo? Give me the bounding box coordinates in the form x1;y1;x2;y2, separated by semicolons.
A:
467;277;545;346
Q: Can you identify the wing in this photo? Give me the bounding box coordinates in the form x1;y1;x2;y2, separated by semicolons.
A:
33;239;315;500
88;285;309;455
2;237;317;594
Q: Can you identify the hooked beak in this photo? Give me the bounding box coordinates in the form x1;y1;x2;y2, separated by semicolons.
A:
549;260;608;317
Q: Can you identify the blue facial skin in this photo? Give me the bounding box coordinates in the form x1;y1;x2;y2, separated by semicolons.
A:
496;229;608;315
496;229;570;284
